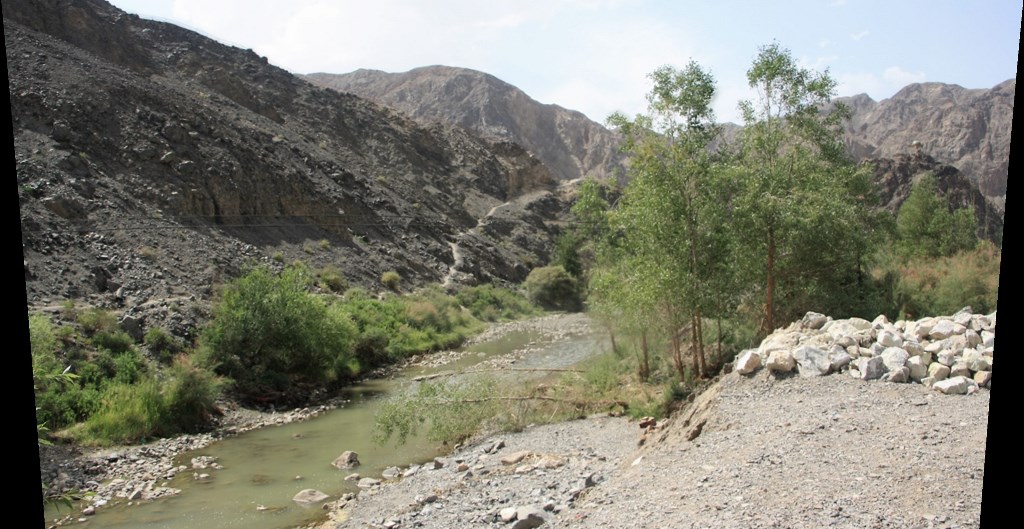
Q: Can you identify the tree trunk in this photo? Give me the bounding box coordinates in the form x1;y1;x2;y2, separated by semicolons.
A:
764;226;776;336
639;330;650;381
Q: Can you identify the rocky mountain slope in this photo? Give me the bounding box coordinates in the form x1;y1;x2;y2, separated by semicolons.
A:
303;67;628;184
835;80;1014;212
8;0;572;334
308;66;1011;223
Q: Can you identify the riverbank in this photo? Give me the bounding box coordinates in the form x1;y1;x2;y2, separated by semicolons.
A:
37;312;598;526
317;368;990;529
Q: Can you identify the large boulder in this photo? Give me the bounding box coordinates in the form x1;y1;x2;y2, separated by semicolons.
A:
332;451;360;470
735;350;762;375
292;489;329;505
793;345;831;377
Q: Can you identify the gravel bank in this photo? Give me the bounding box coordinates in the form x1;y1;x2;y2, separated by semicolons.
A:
321;370;989;529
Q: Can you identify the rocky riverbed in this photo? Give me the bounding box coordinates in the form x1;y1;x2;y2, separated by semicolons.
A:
37;313;598;526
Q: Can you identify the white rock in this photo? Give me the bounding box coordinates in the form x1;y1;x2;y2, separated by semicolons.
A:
965;329;982;348
828;347;854;372
848;318;873;331
907;356;929;382
885;366;910;383
921;376;936;388
903;340;924;357
357;478;381;488
735;350;762;375
933;376;970;395
950;362;971;378
974;371;992;388
937;350;957;367
928;363;951;381
858;356;886;381
962;349;992;372
880;347;909;371
500;507;518;522
767;350;796;373
908;318;936;340
981;330;995;348
801;312;828;330
793;345;831;376
759;332;802;358
929;320;957;340
953;309;973;326
877;330;903;348
924;340;945;354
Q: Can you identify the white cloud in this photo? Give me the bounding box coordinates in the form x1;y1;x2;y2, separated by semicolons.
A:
850;30;870;41
830;0;848;6
836;66;927;100
819;39;832;48
883;66;927;86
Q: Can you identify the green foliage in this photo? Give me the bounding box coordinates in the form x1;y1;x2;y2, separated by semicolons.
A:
374;378;503;446
317;265;347;293
551;232;583;278
198;265;358;403
891;241;1000;319
91;330;136;355
454;284;539;322
381;270;402;291
82;380;165;444
523;266;581;311
77;308;118;337
144;327;179;364
895;173;978;259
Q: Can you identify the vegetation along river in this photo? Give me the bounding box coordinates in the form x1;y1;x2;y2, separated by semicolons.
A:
47;314;602;529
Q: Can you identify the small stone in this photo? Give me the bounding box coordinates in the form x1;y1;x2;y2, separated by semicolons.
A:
907;356;929;382
381;466;401;479
801;311;828;329
877;330;903;348
357;478;381;488
501;451;531;465
343;473;360;481
881;347;909;371
500;507;518;522
950;362;971;378
332;451;360;470
928;362;950;381
858;356;886;380
974;371;992;388
735;350;762;375
292;489;329;505
82;506;96;516
885;366;910;383
432;458;445;469
933;376;970;395
766;349;796;373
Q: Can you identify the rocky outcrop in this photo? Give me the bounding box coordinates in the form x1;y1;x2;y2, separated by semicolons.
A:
739;308;994;393
303;66;627;184
7;0;571;317
863;153;1003;242
834;80;1014;209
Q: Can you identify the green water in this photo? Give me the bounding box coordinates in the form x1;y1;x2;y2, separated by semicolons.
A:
48;324;601;529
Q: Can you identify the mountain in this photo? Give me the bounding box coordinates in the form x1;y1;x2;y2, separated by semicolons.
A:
834;80;1014;212
7;0;570;335
303;66;627;184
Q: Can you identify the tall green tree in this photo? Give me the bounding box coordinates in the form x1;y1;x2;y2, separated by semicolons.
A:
732;42;876;334
600;61;728;379
895;172;978;259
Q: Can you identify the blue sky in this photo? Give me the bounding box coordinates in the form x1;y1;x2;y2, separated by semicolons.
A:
107;0;1021;124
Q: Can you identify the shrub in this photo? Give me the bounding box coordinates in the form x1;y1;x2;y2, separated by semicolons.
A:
77;308;118;336
893;241;1001;318
271;251;285;263
318;238;330;250
455;284;539;322
144;327;179;363
523;266;581;311
198;265;358;403
161;356;223;433
91;330;135;355
317;265;347;293
83;380;164;444
381;270;401;291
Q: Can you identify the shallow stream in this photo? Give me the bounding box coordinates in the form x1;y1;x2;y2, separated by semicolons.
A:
51;317;602;529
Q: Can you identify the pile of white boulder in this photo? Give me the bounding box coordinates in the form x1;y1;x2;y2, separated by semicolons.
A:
735;307;994;395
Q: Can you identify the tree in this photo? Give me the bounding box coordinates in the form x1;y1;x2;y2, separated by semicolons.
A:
896;173;978;259
599;61;728;380
731;42;876;334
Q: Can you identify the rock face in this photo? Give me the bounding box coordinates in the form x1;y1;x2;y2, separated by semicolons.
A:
863;153;1003;242
834;80;1014;210
7;0;570;319
303;66;626;185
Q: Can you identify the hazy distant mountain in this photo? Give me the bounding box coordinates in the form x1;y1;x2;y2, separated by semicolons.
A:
303;66;627;184
834;80;1014;212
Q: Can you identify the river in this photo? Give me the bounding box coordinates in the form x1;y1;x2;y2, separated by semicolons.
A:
45;314;603;529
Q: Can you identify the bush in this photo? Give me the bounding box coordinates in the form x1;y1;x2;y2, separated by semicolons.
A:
77;308;118;336
83;380;164;444
893;241;1001;318
381;270;401;291
523;266;581;311
455;285;539;322
91;330;135;355
161;356;223;433
317;265;347;293
144;327;179;363
198;265;358;403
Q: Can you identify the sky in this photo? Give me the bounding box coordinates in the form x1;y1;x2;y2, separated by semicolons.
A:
107;0;1022;124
